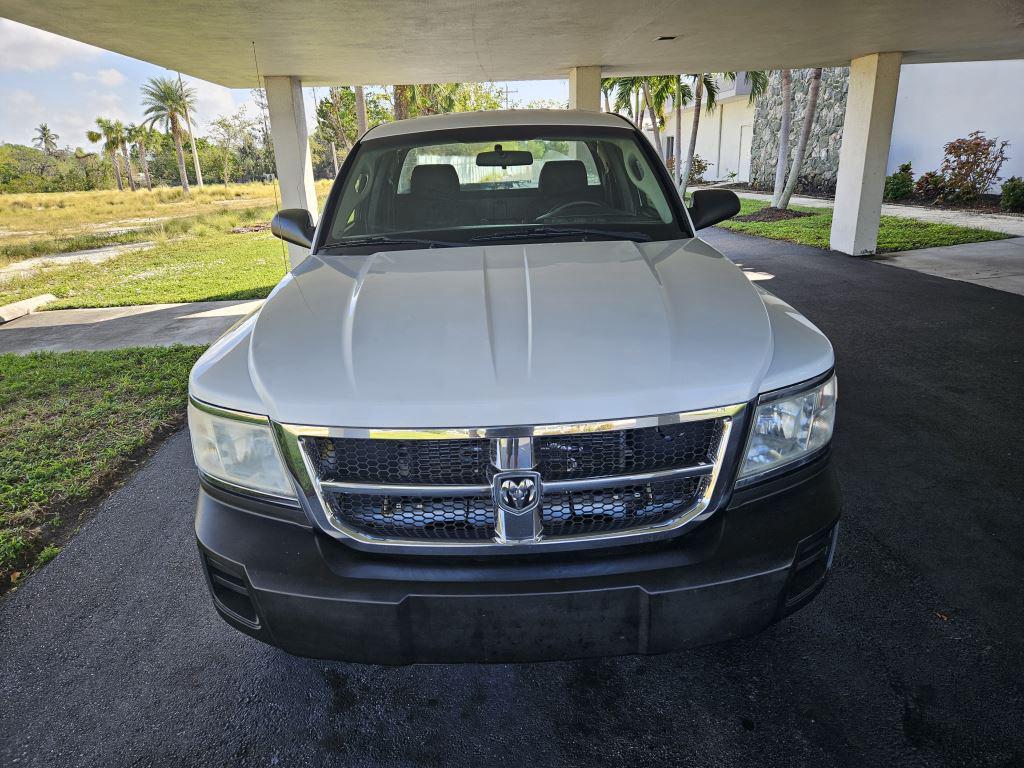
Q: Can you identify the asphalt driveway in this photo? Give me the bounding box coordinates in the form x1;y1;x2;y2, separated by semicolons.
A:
2;229;1022;768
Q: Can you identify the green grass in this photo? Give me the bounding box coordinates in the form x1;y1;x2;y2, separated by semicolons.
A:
0;346;204;588
718;198;1009;252
0;180;333;268
0;222;289;308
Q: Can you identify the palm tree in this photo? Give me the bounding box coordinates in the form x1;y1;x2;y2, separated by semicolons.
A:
33;124;60;156
141;76;194;194
679;71;768;193
771;70;794;208
640;76;674;160
86;118;125;191
776;68;824;210
672;77;694;184
127;123;154;190
109;120;138;192
177;73;204;187
392;85;413;120
354;85;368;135
600;78;616;113
679;74;720;194
611;77;644;127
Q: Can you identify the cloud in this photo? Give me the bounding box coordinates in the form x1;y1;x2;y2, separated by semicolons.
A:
0;19;102;72
97;68;125;87
182;76;252;130
71;67;126;87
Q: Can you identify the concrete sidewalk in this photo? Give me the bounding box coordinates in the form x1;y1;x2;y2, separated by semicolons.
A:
0;299;262;354
876;237;1024;296
709;188;1024;237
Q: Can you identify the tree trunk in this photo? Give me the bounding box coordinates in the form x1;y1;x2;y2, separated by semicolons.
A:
393;85;412;121
121;142;137;192
180;92;204;187
674;77;683;185
679;75;704;194
330;142;339;176
110;149;124;191
603;91;611;113
778;68;822;210
354;86;368;135
137;140;153;190
642;82;664;160
171;118;191;195
634;91;644;130
771;69;793;208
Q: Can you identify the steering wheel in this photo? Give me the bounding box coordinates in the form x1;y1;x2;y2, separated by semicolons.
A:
536;200;616;221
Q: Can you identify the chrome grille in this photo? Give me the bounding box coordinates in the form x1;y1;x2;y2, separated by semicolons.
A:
541;475;708;537
285;405;742;550
535;420;721;480
306;436;490;485
323;491;495;541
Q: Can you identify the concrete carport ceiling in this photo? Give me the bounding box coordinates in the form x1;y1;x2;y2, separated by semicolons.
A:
2;0;1022;86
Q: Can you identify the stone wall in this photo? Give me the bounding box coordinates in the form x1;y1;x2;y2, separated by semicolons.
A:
749;67;849;195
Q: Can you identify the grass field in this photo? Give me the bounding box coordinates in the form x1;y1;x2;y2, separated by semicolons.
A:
0;218;289;308
0;346;204;591
0;181;332;267
717;198;1010;252
0;181;336;307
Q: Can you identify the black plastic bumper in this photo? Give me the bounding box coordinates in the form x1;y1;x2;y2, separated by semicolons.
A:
195;456;841;664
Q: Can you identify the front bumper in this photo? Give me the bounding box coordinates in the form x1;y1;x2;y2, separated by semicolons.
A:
195;455;841;664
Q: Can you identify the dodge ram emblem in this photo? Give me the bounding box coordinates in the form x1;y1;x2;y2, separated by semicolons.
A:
497;474;539;515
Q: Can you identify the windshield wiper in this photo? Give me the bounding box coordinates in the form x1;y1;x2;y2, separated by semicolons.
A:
470;227;652;243
323;235;461;250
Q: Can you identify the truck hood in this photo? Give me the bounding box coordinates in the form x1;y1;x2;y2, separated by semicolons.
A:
244;238;789;428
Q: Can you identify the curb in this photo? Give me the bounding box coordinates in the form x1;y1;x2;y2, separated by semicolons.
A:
0;294;57;324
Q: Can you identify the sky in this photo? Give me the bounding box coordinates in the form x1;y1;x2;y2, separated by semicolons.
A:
0;18;568;149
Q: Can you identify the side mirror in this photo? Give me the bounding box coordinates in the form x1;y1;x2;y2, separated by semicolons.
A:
271;208;316;249
687;189;741;231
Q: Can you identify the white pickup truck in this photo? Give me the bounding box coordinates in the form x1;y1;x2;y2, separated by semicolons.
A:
188;110;840;663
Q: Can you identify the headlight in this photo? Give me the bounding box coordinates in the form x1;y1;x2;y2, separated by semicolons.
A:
188;401;297;501
738;374;837;482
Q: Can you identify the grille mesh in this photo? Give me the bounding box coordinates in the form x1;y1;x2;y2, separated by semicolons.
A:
541;476;707;537
324;492;495;541
535;420;721;481
306;436;490;485
306;416;727;544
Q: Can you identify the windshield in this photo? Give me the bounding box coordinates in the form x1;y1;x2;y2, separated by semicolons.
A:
320;125;689;251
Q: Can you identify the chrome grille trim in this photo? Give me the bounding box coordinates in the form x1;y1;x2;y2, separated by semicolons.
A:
276;404;744;552
276;404;744;440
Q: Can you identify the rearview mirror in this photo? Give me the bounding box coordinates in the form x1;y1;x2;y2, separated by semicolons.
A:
271;208;316;249
687;189;741;231
476;148;533;167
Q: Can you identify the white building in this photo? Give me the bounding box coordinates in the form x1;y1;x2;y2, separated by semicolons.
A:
653;73;759;182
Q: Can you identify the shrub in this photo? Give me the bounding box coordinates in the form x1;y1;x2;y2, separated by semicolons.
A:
884;162;914;201
937;131;1009;204
915;170;947;202
1000;176;1024;212
689;154;709;185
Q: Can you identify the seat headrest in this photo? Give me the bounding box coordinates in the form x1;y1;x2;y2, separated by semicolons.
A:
410;164;460;197
538;160;589;196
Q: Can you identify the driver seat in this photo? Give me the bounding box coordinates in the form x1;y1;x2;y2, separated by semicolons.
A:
535;160;595;218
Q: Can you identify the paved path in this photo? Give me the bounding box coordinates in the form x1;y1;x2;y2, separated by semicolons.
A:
715;188;1024;237
877;236;1024;296
0;242;156;283
2;230;1023;767
0;300;262;354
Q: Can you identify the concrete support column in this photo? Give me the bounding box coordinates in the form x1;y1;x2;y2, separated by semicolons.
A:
568;66;602;111
264;75;318;267
829;52;902;255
